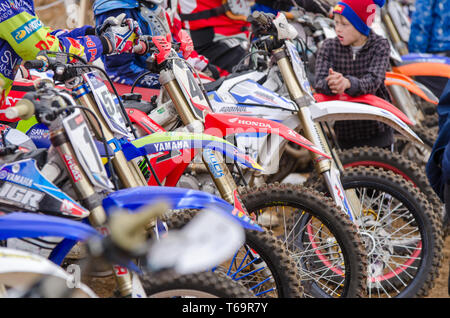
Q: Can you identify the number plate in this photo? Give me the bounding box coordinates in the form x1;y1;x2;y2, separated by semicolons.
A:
62;109;113;190
172;59;210;120
285;41;315;100
84;72;131;138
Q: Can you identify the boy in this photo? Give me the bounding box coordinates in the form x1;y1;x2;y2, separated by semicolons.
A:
314;0;394;149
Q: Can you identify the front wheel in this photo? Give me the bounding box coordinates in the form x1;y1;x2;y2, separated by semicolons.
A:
337;146;447;238
238;183;368;298
141;271;255;298
307;166;444;297
161;209;303;298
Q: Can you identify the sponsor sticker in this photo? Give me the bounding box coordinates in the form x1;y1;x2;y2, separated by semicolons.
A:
0;182;43;210
11;18;43;43
203;148;224;178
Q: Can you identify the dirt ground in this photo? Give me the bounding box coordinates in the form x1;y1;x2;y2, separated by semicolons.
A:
426;235;450;298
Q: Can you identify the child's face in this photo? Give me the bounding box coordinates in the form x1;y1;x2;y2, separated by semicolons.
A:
334;14;365;46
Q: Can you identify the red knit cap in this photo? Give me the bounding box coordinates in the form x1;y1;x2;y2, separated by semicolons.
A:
333;0;385;36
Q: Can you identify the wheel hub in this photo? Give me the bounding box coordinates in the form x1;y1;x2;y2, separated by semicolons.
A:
359;231;376;256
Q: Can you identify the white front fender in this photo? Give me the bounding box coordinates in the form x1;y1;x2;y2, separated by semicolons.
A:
0;247;97;298
309;101;423;144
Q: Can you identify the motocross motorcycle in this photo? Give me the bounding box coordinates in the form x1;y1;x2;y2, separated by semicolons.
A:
200;10;443;298
283;8;445;229
278;8;439;168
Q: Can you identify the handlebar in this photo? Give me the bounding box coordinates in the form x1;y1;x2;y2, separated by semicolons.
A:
4;98;35;120
23;59;46;71
109;202;169;254
249;11;277;35
22;51;86;83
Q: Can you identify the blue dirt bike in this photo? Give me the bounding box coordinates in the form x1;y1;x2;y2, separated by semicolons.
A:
0;202;256;298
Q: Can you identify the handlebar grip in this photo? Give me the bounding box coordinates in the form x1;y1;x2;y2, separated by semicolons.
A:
23;59;45;70
109;202;169;253
133;40;148;55
251;11;272;26
5;99;35;120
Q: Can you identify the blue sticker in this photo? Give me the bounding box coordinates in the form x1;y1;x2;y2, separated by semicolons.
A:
203;148;224;178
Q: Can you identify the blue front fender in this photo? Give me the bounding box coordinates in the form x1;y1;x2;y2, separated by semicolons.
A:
102;186;263;231
0;212;100;241
0;213;139;270
0;212;101;265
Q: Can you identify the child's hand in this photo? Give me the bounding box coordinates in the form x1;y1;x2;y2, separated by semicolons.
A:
326;68;351;95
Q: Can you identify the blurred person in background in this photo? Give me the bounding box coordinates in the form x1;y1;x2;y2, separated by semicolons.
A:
408;0;450;97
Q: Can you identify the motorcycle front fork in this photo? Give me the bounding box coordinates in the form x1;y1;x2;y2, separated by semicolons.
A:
50;124;137;298
297;107;360;222
273;47;361;222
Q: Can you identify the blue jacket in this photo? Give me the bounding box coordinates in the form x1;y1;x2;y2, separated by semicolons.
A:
93;0;161;89
408;0;450;53
426;79;450;201
251;1;331;16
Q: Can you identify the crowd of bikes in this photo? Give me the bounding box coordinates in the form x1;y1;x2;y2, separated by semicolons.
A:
0;0;449;299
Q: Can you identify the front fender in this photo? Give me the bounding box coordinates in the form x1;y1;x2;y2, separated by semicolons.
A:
314;92;413;125
309;101;423;144
385;72;439;105
0;212;100;265
102;186;263;231
0;212;99;242
393;62;450;79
